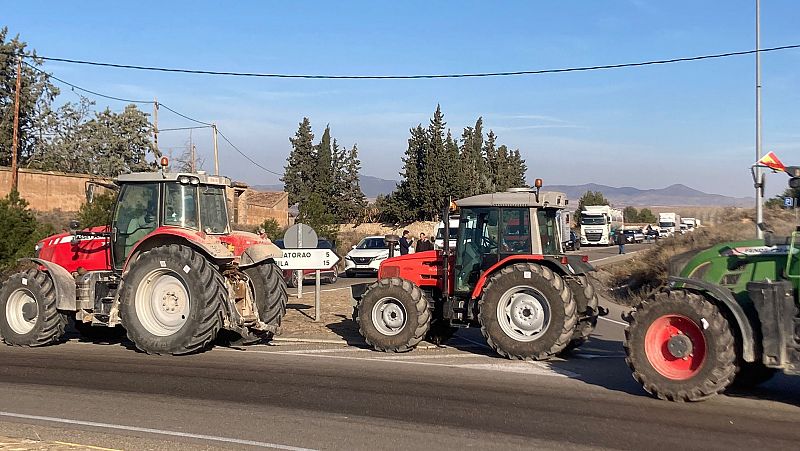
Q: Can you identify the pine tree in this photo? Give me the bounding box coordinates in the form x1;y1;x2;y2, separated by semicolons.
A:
282;118;315;207
422;105;448;219
340;144;367;222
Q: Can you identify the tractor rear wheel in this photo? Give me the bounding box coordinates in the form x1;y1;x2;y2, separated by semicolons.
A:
120;244;224;355
0;269;67;347
624;289;737;401
562;275;600;353
479;263;577;360
357;278;430;352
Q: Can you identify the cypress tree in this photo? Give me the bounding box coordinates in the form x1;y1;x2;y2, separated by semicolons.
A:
282;118;315;207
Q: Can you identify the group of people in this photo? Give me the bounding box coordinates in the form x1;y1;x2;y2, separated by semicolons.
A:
399;230;436;255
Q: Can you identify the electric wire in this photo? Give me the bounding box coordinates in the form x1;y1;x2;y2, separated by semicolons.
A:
157;126;213;132
9;44;800;79
23;62;277;176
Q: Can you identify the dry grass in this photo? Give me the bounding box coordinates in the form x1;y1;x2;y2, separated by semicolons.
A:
604;207;797;306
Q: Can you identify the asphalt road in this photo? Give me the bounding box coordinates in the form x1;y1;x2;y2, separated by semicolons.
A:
5;241;797;450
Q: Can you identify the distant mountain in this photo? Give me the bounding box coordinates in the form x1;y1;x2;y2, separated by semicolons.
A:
546;183;752;207
250;175;398;199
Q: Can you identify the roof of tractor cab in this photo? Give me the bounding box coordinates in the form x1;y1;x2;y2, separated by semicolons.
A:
456;188;568;209
115;172;231;187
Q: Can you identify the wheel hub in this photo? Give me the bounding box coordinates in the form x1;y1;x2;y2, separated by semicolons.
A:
496;286;551;342
667;333;693;359
371;297;407;336
21;302;38;322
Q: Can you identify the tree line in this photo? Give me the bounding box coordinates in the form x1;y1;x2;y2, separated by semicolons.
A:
0;29;160;178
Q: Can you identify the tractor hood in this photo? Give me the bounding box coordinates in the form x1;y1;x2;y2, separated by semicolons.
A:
377;250;441;286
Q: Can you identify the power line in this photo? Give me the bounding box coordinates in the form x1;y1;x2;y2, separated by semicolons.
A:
11;44;800;79
216;129;283;177
23;62;279;177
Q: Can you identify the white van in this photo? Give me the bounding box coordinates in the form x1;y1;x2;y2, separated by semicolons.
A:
434;216;460;250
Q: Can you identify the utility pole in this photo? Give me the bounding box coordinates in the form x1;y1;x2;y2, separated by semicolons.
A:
755;0;764;238
153;97;160;156
189;129;196;173
212;123;219;175
11;55;22;192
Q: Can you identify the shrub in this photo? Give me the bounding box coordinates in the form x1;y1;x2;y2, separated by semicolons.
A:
259;218;285;240
78;190;117;228
0;191;56;274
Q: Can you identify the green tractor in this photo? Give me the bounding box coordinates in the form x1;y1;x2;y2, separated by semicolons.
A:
624;169;800;401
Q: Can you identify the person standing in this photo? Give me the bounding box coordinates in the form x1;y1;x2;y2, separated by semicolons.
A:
617;231;626;254
416;232;433;252
399;230;411;255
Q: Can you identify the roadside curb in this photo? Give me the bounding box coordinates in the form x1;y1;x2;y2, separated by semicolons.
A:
273;336;349;345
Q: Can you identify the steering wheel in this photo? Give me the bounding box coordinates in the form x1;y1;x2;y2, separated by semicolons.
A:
482;235;498;252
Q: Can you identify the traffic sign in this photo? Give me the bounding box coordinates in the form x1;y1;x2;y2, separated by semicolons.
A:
784;197;794;208
277;248;340;270
284;223;318;249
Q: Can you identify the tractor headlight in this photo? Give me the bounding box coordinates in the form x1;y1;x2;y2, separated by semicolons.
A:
190;177;200;185
34;243;42;252
178;175;190;184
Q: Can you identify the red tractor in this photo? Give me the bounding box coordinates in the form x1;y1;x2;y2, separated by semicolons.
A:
352;185;606;359
0;166;288;355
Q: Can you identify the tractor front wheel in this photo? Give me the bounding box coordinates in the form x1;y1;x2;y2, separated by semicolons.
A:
120;244;224;355
0;269;67;347
357;278;430;352
479;263;577;360
624;289;737;401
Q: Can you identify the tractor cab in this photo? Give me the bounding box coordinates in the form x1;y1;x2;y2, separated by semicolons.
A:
111;172;231;270
451;188;568;293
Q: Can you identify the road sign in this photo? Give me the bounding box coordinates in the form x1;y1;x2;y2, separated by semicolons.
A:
277;248;340;270
284;223;318;249
784;197;794;208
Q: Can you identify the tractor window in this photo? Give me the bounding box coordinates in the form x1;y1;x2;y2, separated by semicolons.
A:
455;208;499;292
500;208;531;254
199;186;229;234
537;209;560;255
112;183;159;269
163;183;199;230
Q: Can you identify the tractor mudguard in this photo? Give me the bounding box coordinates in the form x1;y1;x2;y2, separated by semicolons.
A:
19;258;77;311
670;276;756;362
239;243;283;268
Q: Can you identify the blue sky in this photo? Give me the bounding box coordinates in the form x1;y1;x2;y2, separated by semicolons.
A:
5;1;799;198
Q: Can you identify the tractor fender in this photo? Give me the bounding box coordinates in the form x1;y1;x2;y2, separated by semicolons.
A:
669;276;756;362
124;228;235;271
470;255;589;299
239;243;283;268
19;258;77;311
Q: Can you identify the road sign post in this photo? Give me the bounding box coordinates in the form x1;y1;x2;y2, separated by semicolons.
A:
276;242;341;323
284;224;318;300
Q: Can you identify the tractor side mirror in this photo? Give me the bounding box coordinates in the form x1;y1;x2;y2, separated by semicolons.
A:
85;182;95;204
789;177;800;189
68;220;81;234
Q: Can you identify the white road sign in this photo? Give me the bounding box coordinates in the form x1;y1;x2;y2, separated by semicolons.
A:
276;248;340;270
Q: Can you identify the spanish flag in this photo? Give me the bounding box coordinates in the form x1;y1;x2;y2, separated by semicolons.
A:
757;151;786;172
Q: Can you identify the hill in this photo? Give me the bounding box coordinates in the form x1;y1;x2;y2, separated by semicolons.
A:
546;183;752;207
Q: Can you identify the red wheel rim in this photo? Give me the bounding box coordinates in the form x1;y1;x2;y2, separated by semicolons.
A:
644;314;706;380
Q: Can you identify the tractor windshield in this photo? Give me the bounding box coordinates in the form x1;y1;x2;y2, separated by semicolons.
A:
199;185;229;234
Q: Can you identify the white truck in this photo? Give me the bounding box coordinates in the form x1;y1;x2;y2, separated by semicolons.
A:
658;212;680;236
580;205;624;246
681;217;700;231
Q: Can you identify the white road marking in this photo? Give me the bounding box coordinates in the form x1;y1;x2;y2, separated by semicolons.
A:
221;348;574;378
600;317;628;327
0;411;315;451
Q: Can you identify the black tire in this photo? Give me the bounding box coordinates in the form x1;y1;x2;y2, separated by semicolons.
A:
426;320;457;346
119;244;224;355
0;269;67;347
244;262;287;334
287;270;300;288
357;277;430;352
562;275;599;353
327;267;338;284
732;362;777;388
624;289;737;402
479;263;577;360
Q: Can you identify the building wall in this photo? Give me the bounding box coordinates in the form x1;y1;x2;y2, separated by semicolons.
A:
0;166;105;212
1;166;290;227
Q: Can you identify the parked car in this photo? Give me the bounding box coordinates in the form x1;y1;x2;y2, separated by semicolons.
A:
274;238;338;287
622;230;645;244
645;228;660;241
344;235;397;277
563;229;581;251
658;228;670;238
